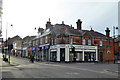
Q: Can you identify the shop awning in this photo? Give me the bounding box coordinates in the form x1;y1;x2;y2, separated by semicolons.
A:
42;45;50;49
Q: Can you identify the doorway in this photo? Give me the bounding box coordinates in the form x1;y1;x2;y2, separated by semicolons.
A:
60;48;65;62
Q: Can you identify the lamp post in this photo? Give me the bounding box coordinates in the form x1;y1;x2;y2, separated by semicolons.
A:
113;26;118;63
6;22;13;64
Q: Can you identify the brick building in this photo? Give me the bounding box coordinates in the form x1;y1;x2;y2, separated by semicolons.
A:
114;35;120;60
31;19;114;62
22;36;36;58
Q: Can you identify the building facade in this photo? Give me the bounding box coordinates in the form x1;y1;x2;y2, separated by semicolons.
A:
31;19;114;62
22;36;36;58
13;40;22;56
4;35;22;55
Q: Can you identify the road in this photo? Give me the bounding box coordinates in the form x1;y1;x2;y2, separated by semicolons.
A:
0;53;119;78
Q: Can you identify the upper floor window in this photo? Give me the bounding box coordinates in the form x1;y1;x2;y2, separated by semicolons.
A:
82;39;85;45
52;39;53;45
88;39;91;45
40;38;43;44
100;40;102;46
36;40;38;45
55;39;56;45
45;36;48;43
119;42;120;47
33;41;35;46
70;38;72;44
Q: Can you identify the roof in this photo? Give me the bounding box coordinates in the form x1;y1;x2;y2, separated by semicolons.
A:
50;23;110;39
87;30;107;39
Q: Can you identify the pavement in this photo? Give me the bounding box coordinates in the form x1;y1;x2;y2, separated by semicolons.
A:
0;53;19;67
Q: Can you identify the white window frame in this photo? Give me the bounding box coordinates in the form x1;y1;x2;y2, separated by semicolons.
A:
88;39;91;45
83;39;85;45
40;38;43;44
100;40;102;46
36;40;38;45
33;41;35;46
70;38;72;44
52;39;53;45
45;36;48;43
55;39;56;45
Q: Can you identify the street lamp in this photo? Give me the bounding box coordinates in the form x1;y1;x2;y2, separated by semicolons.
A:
113;26;118;63
6;23;13;64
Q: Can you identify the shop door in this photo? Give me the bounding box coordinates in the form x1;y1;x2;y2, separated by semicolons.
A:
60;48;65;62
100;52;103;62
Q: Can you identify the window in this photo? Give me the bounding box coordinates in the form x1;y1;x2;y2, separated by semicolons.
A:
55;39;56;45
70;38;72;44
100;40;102;46
88;39;91;45
45;36;48;43
36;40;38;45
52;39;53;45
40;38;43;44
119;42;120;47
33;41;35;46
83;39;85;45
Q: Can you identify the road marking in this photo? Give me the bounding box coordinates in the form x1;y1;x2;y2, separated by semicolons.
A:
66;72;80;75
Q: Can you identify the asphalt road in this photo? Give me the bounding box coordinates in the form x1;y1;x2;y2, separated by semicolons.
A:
0;53;119;78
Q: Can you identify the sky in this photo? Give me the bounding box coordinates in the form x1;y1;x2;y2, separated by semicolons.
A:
1;0;119;40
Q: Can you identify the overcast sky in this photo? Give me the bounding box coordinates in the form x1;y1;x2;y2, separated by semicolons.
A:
2;0;119;40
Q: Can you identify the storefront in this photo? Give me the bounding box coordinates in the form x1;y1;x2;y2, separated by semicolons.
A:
39;44;50;61
50;44;98;62
27;48;31;58
22;47;27;57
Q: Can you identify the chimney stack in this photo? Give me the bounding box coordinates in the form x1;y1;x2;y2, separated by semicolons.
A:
46;18;51;29
76;19;82;30
62;21;64;24
105;27;110;37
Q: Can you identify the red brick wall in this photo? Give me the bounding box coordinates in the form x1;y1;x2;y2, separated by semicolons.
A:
97;39;114;61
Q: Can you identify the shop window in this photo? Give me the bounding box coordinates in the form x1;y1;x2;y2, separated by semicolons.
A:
83;39;85;45
88;39;91;45
100;40;102;46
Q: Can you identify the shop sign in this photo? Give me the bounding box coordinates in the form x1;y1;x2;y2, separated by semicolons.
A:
42;45;50;49
28;48;31;51
83;46;96;49
32;47;35;50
